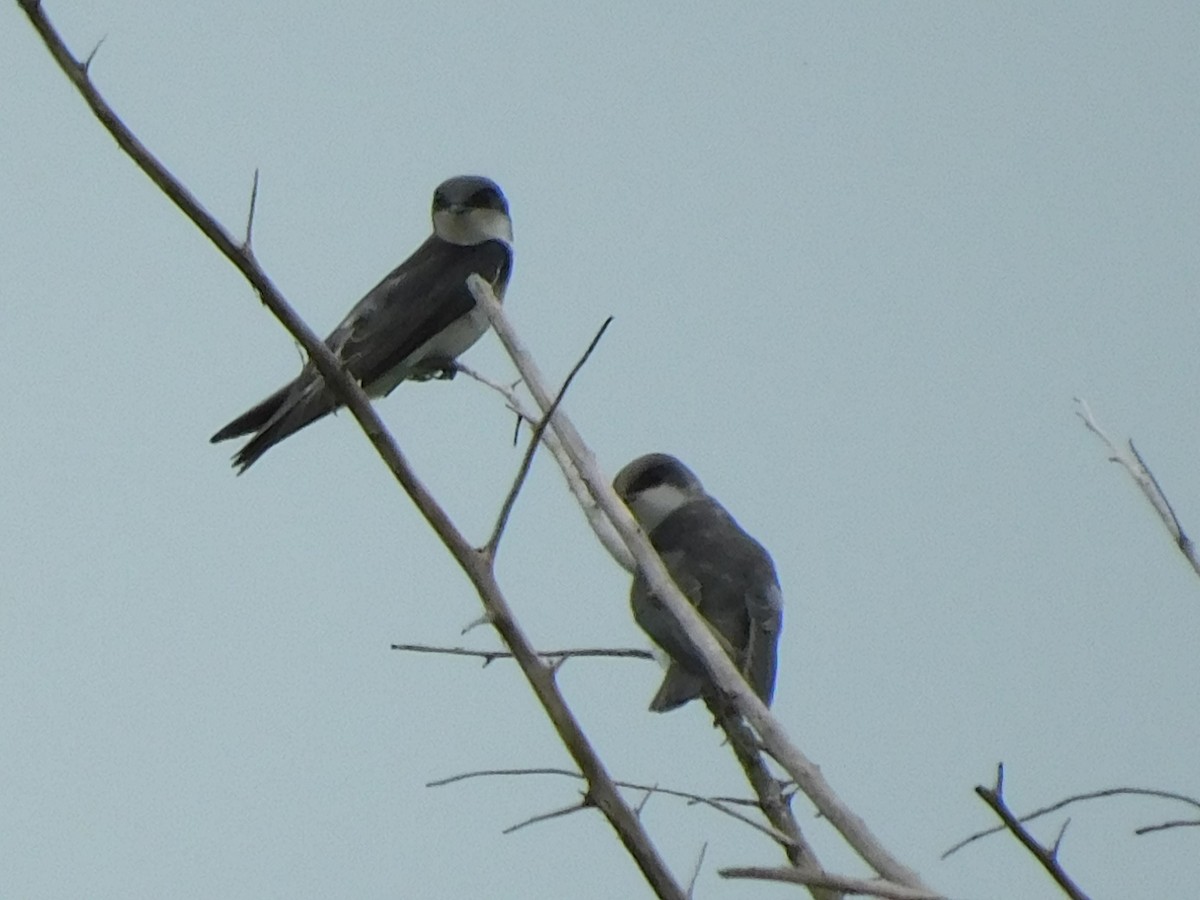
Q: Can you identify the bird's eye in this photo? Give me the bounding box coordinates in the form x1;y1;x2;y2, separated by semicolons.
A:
470;188;501;210
628;464;671;495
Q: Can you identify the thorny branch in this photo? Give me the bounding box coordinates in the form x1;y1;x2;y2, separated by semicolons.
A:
471;274;936;893
16;5;684;897
945;784;1200;856
484;317;612;558
20;2;939;895
973;765;1090;900
455;361;634;570
429;766;791;846
705;696;843;900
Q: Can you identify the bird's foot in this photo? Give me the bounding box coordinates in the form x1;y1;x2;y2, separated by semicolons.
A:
411;359;459;382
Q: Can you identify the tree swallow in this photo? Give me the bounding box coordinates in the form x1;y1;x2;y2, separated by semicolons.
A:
613;453;783;712
211;175;513;471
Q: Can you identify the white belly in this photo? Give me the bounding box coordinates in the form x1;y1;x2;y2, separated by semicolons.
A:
367;303;493;397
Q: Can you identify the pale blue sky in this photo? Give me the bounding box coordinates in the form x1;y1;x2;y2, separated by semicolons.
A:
3;2;1199;898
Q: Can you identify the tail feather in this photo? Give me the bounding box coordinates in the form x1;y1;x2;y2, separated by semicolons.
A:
213;376;339;472
648;664;705;713
211;383;293;443
229;387;337;473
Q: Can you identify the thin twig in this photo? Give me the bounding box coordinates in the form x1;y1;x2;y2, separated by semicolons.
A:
1136;818;1200;835
243;168;260;252
485;317;612;558
429;767;759;809
427;766;786;842
504;796;591;834
17;8;684;896
455;361;633;570
390;643;654;665
944;785;1200;857
974;765;1090;900
1074;397;1200;578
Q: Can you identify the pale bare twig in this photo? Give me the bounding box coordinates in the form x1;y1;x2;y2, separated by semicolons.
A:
470;275;934;893
391;643;654;666
1074;397;1200;578
484;317;612;558
720;867;947;900
973;764;1090;900
17;6;683;895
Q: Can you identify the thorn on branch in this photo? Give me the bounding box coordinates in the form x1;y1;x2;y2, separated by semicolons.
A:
83;35;106;74
243;168;260;253
685;842;708;898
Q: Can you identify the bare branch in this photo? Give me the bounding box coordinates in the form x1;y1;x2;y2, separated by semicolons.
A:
1136;818;1200;836
390;643;654;665
974;766;1091;900
427;766;789;843
707;696;842;900
504;796;591;834
18;7;683;896
944;785;1200;857
455;361;634;570
720;867;947;900
469;275;935;894
1074;397;1200;578
485;317;612;558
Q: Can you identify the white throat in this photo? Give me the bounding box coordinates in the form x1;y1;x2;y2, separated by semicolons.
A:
627;483;693;532
433;208;513;246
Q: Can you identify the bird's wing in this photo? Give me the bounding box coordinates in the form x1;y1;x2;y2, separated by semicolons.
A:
635;499;784;704
631;548;706;668
742;580;783;705
327;236;512;387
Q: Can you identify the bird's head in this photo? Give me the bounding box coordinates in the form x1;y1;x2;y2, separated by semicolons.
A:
613;453;706;532
431;175;513;245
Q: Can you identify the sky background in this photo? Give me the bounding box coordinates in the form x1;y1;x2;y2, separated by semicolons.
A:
3;2;1198;898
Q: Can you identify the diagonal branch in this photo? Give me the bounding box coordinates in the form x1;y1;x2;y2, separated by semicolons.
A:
706;696;842;900
456;362;634;570
470;275;935;894
17;6;684;897
1074;397;1200;579
484;317;611;558
974;765;1090;900
944;784;1200;857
